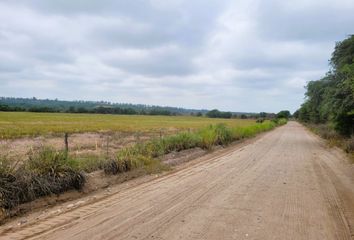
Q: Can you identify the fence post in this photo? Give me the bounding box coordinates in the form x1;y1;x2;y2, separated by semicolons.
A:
106;135;110;159
136;131;141;143
64;133;69;156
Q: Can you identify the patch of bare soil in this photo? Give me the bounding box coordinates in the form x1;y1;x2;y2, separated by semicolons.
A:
161;147;207;166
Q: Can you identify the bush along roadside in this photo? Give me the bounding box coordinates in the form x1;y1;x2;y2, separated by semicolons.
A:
0;147;85;215
103;120;287;175
0;119;286;217
303;123;354;158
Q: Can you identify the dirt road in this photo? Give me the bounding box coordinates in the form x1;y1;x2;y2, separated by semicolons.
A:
2;122;354;240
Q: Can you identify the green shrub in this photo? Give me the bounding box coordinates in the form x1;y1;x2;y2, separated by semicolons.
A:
160;132;201;153
143;139;165;157
214;124;234;145
276;118;288;125
198;126;218;149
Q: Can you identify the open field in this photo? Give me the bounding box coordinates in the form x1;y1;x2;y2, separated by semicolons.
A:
0;112;262;163
0;112;256;139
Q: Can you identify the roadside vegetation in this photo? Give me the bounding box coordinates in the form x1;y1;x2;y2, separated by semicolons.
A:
0;148;85;212
0;119;286;215
294;35;354;155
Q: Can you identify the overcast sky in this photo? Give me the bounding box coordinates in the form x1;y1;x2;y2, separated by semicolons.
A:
0;0;353;113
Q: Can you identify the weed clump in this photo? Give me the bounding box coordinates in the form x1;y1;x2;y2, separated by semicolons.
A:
198;124;233;149
0;148;85;212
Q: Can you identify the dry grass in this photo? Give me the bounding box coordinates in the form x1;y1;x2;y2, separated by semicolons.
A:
305;123;354;161
0;148;85;212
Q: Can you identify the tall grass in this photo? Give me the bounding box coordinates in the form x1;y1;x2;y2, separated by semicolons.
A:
104;120;286;175
0;147;85;212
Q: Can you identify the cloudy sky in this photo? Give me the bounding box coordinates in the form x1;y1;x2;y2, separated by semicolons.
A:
0;0;353;113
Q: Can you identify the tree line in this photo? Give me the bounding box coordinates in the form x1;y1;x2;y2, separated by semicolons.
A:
0;97;207;116
205;109;290;120
0;98;291;119
294;35;354;136
0;103;183;116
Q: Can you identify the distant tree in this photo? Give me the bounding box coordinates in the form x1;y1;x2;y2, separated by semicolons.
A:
206;109;232;119
77;107;89;113
259;112;267;118
222;112;233;118
149;109;171;116
0;104;10;111
196;112;203;117
206;109;220;118
277;110;291;119
68;106;76;113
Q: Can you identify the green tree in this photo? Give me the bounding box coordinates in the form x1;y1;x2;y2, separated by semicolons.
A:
276;110;291;119
206;109;232;119
298;35;354;136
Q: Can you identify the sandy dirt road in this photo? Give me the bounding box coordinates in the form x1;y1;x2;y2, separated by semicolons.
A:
2;122;354;240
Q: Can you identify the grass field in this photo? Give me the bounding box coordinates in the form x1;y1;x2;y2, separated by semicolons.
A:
0;112;257;139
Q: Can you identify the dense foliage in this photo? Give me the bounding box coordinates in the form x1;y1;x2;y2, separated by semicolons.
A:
296;35;354;136
206;109;233;119
276;110;291;119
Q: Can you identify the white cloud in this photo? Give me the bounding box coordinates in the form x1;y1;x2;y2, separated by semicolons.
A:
0;0;353;112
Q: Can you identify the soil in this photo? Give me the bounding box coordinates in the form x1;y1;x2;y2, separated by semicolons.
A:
1;122;354;239
161;147;208;166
